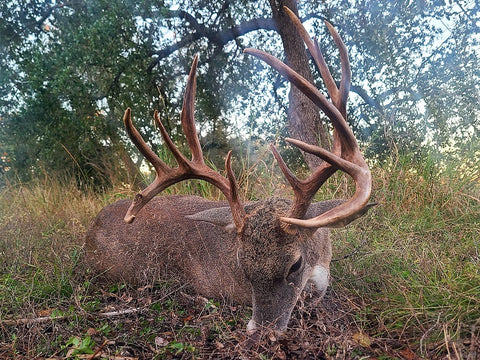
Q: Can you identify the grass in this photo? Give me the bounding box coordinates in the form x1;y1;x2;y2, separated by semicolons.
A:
332;155;480;356
0;152;479;359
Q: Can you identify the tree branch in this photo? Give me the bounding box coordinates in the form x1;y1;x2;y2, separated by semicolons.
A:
147;16;276;71
350;84;384;116
146;10;326;73
300;13;328;24
37;2;70;31
162;9;210;36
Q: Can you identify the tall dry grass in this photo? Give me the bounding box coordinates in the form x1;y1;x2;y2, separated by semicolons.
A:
0;177;103;316
332;154;480;352
0;152;479;357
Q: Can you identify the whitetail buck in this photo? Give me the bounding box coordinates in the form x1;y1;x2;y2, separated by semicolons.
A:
86;7;373;334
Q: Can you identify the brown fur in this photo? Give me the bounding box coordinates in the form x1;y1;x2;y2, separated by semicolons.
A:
85;195;341;331
86;195;251;303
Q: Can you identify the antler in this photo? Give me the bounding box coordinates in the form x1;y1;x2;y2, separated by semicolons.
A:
123;55;245;230
244;7;371;228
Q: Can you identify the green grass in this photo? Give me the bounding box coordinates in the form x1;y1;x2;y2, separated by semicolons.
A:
332;155;480;353
0;153;479;358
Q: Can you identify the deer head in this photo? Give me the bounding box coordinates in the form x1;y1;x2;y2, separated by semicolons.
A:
117;7;371;334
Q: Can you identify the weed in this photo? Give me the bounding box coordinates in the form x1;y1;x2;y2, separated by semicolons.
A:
204;299;219;313
108;283;126;293
97;323;112;336
61;335;96;356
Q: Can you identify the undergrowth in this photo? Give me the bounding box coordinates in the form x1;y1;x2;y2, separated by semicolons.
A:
0;153;479;359
332;155;480;356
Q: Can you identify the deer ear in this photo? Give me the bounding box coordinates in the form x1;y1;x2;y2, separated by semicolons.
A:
186;207;236;231
307;200;377;228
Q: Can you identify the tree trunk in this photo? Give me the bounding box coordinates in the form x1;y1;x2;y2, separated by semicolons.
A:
268;0;331;170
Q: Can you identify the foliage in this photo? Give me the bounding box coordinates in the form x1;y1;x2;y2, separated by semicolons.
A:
313;0;480;159
0;0;479;188
334;152;480;345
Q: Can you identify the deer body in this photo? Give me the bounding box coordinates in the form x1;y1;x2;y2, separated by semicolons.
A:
86;195;250;302
86;195;336;330
85;8;373;334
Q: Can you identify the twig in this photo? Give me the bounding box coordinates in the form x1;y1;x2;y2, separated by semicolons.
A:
444;324;452;359
0;316;62;326
96;308;146;318
332;234;369;262
0;308;146;326
1;283;188;326
420;314;441;357
88;339;108;360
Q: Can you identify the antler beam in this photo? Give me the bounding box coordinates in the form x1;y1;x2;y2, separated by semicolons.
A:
245;7;371;228
123;55;245;230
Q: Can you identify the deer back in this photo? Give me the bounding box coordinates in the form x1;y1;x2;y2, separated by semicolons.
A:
86;195;250;303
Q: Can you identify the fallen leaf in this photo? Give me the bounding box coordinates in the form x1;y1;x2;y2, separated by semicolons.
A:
38;308;53;317
352;331;372;347
66;348;75;358
137;284;153;291
154;336;169;347
182;315;193;322
399;347;420;360
268;332;277;342
75;355;138;360
275;350;287;360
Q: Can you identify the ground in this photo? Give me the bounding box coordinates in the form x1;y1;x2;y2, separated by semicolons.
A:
2;278;477;359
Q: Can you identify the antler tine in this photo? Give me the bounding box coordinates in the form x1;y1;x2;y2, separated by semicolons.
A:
269;144;301;194
152;55;203;170
282;7;338;108
124;108;170;174
283;7;351;118
324;21;351;117
181;55;204;164
124;56;245;230
282;6;353;160
282;7;352;157
124;108;182;224
243;47;344;218
225;151;245;229
270;142;336;220
281;137;371;228
153;110;189;167
316;21;352;120
245;8;371;228
245;48;356;153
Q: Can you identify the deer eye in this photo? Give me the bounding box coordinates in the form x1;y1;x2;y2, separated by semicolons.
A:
288;257;303;276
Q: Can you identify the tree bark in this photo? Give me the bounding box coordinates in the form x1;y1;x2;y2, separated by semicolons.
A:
268;0;331;170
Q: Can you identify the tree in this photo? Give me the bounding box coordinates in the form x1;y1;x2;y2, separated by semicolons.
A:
268;0;328;169
0;1;152;186
314;0;480;160
1;0;478;187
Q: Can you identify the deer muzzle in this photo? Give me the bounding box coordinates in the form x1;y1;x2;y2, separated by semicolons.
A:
247;283;299;334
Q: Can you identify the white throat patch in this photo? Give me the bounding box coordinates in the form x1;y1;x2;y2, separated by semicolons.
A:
308;265;330;298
